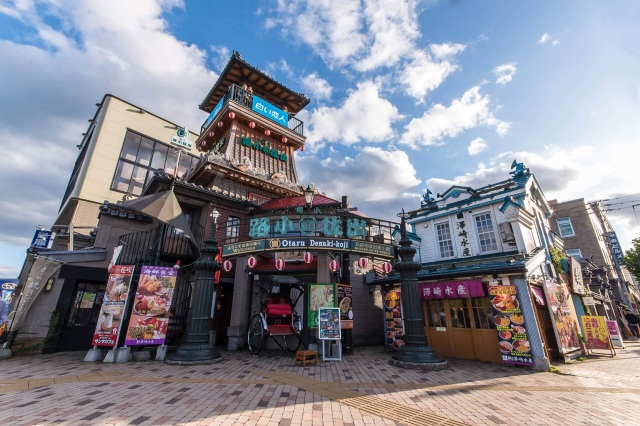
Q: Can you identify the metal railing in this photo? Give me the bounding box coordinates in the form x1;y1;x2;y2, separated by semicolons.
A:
201;84;304;136
117;222;205;265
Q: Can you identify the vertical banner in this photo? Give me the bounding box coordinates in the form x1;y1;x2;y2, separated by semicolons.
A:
92;265;134;347
307;283;335;327
318;307;341;340
580;316;611;349
1;279;18;317
383;289;404;351
606;232;625;266
543;280;582;354
489;285;534;366
125;266;177;346
337;284;353;329
8;257;63;331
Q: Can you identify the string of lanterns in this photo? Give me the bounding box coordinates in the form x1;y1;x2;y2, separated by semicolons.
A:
218;254;392;274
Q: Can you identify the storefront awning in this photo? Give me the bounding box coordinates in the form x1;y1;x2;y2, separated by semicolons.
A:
419;279;485;300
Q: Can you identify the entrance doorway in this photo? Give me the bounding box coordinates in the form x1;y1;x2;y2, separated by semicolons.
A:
423;297;501;362
58;281;106;351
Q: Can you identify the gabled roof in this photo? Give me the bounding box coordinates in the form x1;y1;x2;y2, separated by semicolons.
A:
199;51;311;114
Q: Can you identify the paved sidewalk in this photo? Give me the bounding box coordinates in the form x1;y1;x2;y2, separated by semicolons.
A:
1;342;639;426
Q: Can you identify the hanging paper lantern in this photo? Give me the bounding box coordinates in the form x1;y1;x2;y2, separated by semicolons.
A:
264;129;271;136
249;121;256;128
247;256;257;269
275;258;285;271
357;258;368;269
228;112;235;119
303;251;313;264
329;259;340;272
300;146;304;151
222;260;233;272
209;131;215;138
282;137;287;143
381;262;392;274
197;146;202;152
217;121;224;127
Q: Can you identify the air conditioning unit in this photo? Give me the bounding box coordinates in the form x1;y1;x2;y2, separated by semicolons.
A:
498;222;516;244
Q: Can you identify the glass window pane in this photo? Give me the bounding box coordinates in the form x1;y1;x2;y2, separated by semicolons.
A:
112;161;134;192
128;165;147;196
177;152;191;178
165;149;179;175
121;132;142;162
137;137;154;167
151;143;168;170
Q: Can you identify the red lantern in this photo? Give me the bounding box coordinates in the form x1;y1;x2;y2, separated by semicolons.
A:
329;259;339;272
209;131;215;137
300;146;304;151
275;258;285;271
282;137;287;143
249;121;255;128
381;262;392;274
222;260;233;272
228;112;235;119
247;256;257;269
303;252;313;264
197;146;202;152
357;258;368;269
217;121;224;127
264;129;271;136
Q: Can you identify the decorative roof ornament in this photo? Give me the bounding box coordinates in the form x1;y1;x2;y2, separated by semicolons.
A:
421;189;435;207
509;159;530;177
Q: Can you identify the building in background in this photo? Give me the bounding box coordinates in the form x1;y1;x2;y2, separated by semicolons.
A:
549;198;640;331
374;161;584;369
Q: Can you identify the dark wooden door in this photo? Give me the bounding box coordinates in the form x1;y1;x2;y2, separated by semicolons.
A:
58;282;106;351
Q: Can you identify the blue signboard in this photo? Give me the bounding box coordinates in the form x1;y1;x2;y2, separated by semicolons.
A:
31;230;52;249
607;232;625;266
251;95;289;127
203;97;225;130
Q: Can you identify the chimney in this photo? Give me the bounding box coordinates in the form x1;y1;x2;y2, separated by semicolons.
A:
341;196;349;208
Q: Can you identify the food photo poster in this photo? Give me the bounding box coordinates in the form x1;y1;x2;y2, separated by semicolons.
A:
489;285;533;366
125;266;177;346
93;265;134;347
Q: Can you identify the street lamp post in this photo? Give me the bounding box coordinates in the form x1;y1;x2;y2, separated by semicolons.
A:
390;211;447;370
166;206;222;364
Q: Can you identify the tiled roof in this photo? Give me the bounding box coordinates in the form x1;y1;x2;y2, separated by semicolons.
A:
259;194;340;210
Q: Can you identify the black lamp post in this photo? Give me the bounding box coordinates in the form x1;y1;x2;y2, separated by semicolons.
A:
166;206;222;364
390;211;447;370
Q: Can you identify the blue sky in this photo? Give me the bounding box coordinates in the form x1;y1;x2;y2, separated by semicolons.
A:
1;1;639;276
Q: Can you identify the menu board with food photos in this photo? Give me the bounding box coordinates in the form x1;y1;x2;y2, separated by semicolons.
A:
93;265;134;347
489;285;534;366
318;307;341;340
125;266;177;346
543;279;582;354
383;289;404;351
337;284;353;329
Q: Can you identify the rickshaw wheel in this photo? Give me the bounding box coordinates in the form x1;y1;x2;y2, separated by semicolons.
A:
284;334;302;353
248;314;265;355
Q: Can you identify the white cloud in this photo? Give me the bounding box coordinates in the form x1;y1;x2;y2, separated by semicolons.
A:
399;86;510;149
269;0;425;72
354;0;422;72
301;80;403;151
297;146;421;220
492;63;517;85
209;45;230;71
0;0;215;262
538;32;559;45
269;0;366;69
400;43;466;101
467;137;488;155
300;72;333;100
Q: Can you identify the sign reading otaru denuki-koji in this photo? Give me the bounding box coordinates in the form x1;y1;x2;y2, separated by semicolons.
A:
124;266;177;346
489;285;534;366
93;265;135;347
